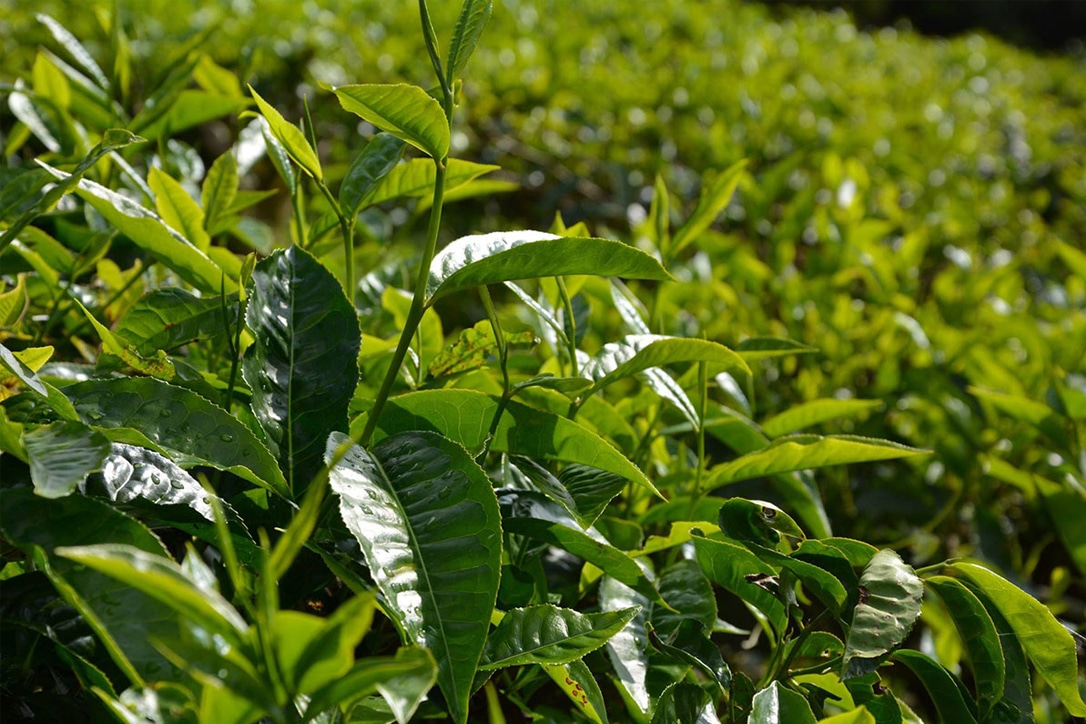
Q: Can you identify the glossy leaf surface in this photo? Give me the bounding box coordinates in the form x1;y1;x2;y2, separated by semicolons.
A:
749;681;817;724
62;377;287;497
243;245;359;492
583;334;750;395
327;431;502;724
88;443;215;520
426;231;672;305
481;604;639;669
339;132;406;216
889;650;977;724
599;574;652;716
303;646;437;724
115;289;237;356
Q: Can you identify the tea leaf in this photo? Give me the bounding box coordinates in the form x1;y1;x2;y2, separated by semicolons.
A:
63;377;288;498
202;151;239;234
426;231;673;305
667;160;747;260
339;132;406;217
707;435;926;487
583;335;750;396
248;85;322;180
357;388;657;495
841;549;922;678
749;681;817;724
303;646;438;723
889;650;977;723
23;419;111;498
243;245;359;493
328;431;501;724
271;594;376;694
542;658;608;724
149;166;210;252
599;574;652;716
761;399;882;438
334;84;450;159
693;535;788;637
446;0;493;83
365;157;498;206
947;562;1086;716
114;288;238;356
648;619;730;692
90;443;216;521
481;605;639;669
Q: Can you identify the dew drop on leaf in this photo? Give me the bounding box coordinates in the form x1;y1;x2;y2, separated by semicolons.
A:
220;433;234;442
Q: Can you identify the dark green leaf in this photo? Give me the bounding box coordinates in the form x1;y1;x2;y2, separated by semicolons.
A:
0;488;178;683
924;576;1004;718
651;682;715;724
749;680;816;724
357;389;657;495
599;574;652;716
649;619;731;692
693;535;788;637
23;419;111;498
511;457;626;529
243;245;359;493
842;550;922;678
718;498;806;548
334;84;450;159
481;605;639;669
947;562;1086;716
426;231;673;305
63;377;288;498
654;559;717;635
889;650;977;723
87;443;215;520
339;133;406;217
114;288;238;356
707;435;926;487
327;431;502;724
500;490;663;605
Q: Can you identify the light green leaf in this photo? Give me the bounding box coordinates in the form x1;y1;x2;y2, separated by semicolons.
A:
762;399;882;438
815;707;876;724
23;419;111;498
947;562;1086;716
969;386;1070;450
1057;239;1086;280
481;604;639;669
668;160;747;260
63;377;288;498
446;0;493;83
327;431;502;724
149;166;209;252
114;288;238;356
304;647;437;724
749;681;817;724
735;337;819;361
242;245;359;493
426;231;673;305
583;335;750;396
842;550;923;678
202;151;239;235
0;341;48;396
924;576;1004;718
363;157;498;207
36;162;231;293
339;133;406;217
272;594;376;695
56;543;249;644
37;14;110;90
334;84;450;159
356;388;657;495
542;658;608;724
248;85;322;180
707;435;926;487
2;130;144;253
72;298;176;380
889;650;977;724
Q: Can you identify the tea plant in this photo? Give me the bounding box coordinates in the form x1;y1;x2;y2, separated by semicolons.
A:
1;2;1084;723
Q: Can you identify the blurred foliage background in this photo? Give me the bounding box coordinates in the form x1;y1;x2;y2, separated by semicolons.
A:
2;0;1084;616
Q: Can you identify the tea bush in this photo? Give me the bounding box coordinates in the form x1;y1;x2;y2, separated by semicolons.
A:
1;1;1083;723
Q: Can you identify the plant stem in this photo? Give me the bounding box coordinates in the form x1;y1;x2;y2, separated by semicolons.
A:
315;179;354;299
359;160;447;447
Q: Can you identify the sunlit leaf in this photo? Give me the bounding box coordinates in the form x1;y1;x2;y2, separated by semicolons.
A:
841;549;923;678
749;681;817;724
339;132;406;217
583;335;749;397
334;84;450;159
542;658;608;724
599;574;652;716
327;431;501;724
365;157;498;207
668;160;747;260
446;0;492;83
426;231;673;305
481;604;639;669
149;166;209;252
87;443;216;520
23;419;111;498
761;399;882;438
248;85;322;180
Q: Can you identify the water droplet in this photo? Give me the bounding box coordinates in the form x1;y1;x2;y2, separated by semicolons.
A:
160;408;172;418
359;505;372;514
87;410;104;420
170;480;184;489
438;487;452;500
220;433;234;442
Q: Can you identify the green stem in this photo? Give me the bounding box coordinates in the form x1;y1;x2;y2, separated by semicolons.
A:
685;360;709;520
315;179;354;300
479;285;510;395
556;276;578;377
360;160;447;447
